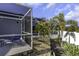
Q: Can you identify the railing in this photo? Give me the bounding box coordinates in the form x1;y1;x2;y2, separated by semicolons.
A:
0;32;32;47
0;33;31;37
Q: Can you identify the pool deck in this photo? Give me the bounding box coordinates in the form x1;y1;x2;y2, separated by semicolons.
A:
0;43;32;56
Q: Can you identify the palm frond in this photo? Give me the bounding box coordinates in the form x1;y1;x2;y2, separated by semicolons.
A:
70;32;76;42
64;32;69;38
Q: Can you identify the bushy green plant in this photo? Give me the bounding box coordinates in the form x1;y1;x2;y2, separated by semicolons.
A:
35;21;50;36
63;43;79;56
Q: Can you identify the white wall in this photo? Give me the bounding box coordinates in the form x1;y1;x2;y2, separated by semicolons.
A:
62;31;79;45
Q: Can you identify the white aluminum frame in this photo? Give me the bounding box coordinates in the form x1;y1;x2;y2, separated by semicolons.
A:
0;12;22;17
0;33;31;37
0;16;20;20
31;8;33;48
0;8;33;49
0;6;33;56
0;8;32;38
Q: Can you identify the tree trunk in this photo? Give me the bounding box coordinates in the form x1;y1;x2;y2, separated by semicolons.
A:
61;30;63;46
69;34;70;43
58;30;61;47
61;30;63;37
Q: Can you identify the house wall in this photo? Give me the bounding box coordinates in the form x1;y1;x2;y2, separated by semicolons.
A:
62;31;79;45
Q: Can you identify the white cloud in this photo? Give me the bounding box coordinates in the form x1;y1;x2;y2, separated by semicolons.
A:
64;4;71;10
65;11;73;20
75;18;79;22
46;3;56;9
75;5;79;11
27;3;42;6
55;4;71;16
65;10;79;20
19;3;43;8
60;4;71;11
65;5;79;20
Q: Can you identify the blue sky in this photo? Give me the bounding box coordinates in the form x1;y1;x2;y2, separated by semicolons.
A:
21;3;79;24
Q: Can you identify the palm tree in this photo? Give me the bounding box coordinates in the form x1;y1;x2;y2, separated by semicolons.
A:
49;13;66;56
50;13;65;46
58;13;66;36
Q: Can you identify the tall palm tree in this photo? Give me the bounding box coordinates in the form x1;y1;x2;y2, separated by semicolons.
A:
49;13;66;56
50;13;65;46
58;13;66;36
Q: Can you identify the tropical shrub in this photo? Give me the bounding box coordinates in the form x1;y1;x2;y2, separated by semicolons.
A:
35;21;50;36
63;43;79;56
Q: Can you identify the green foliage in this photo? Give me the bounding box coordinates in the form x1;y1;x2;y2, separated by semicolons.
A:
63;43;79;56
67;20;78;26
75;27;79;32
35;21;50;36
49;17;59;32
66;20;78;32
50;13;66;46
50;13;66;35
